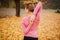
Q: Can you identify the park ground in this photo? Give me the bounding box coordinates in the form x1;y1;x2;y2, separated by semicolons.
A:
0;9;60;40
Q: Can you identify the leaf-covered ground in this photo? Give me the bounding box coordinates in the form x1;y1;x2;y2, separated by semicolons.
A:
38;12;60;40
0;12;60;40
0;16;24;40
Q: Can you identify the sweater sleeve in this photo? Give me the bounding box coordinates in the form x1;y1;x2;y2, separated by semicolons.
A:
22;17;33;34
33;2;42;21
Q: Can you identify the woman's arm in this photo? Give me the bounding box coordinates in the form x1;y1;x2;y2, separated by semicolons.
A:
33;2;42;20
22;18;33;34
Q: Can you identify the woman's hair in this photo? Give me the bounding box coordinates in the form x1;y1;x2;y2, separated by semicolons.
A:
26;3;32;8
25;3;35;12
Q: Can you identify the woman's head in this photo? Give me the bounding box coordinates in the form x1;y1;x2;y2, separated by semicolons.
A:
26;3;35;12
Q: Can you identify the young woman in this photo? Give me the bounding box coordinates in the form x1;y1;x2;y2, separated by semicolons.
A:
22;2;42;40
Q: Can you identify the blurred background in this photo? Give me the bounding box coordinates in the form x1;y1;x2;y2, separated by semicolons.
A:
0;0;60;17
0;0;60;9
0;0;60;40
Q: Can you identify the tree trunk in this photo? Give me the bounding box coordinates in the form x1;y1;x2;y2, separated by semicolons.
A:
15;0;20;17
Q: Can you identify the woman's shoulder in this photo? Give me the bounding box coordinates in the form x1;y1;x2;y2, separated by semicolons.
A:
22;16;30;23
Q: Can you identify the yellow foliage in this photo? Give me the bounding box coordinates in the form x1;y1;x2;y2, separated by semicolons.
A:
23;0;38;4
38;12;60;40
0;16;24;40
0;12;60;40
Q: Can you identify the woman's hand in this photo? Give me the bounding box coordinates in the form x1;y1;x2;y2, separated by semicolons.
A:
30;14;35;24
